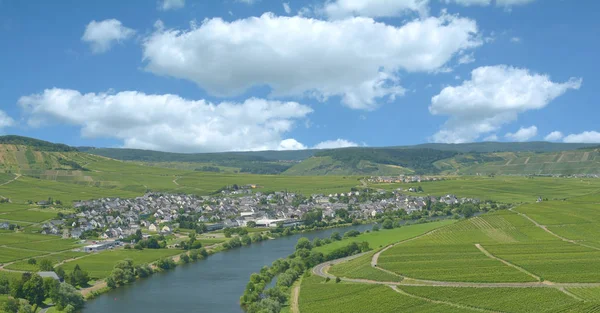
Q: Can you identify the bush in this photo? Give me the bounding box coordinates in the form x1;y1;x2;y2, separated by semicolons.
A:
180;253;190;264
335;277;341;283
325;277;331;283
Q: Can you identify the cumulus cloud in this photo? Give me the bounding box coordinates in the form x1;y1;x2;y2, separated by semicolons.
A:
505;126;537;142
0;110;15;131
159;0;185;11
283;2;291;14
278;138;307;150
322;0;429;19
544;131;563;142
142;13;480;110
81;19;135;54
429;65;582;143
238;0;259;4
563;131;600;143
313;139;359;149
18;88;313;153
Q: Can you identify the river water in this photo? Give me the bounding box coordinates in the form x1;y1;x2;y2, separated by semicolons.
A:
83;224;372;313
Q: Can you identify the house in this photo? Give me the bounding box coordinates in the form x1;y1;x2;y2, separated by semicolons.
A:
148;224;157;232
161;225;172;233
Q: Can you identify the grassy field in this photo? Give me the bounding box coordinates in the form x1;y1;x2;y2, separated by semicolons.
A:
299;275;466;313
399;286;583;312
328;251;402;282
314;220;455;255
390;176;600;203
301;190;600;312
5;251;86;271
61;249;182;279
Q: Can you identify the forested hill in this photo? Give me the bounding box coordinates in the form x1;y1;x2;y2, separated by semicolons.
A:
2;135;599;176
0;135;77;152
413;142;597;153
78;147;317;162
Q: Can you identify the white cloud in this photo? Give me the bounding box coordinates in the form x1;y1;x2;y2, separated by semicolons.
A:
278;138;307;150
444;0;491;6
544;131;563;141
483;134;498;141
430;65;582;143
563;131;600;143
18;88;313;153
323;0;429;19
143;13;481;110
458;53;475;64
505;125;537;142
283;2;291;14
496;0;536;7
237;0;259;4
510;36;521;43
159;0;185;11
81;19;135;54
0;110;15;130
313;139;359;149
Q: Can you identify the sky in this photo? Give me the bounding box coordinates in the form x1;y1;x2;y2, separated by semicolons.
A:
0;0;599;153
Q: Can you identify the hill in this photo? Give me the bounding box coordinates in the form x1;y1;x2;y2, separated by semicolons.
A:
0;135;77;152
436;149;600;175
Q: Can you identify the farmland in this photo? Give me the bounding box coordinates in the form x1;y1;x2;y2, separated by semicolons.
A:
300;190;600;312
60;249;183;279
313;219;455;255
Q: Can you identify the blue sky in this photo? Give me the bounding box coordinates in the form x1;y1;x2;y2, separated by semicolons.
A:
0;0;598;152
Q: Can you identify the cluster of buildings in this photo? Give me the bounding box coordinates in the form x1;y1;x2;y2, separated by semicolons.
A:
39;188;479;240
366;175;444;184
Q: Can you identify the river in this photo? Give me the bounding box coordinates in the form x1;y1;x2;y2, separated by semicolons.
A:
82;224;372;313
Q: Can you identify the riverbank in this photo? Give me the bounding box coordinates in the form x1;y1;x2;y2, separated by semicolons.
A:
81;224;374;313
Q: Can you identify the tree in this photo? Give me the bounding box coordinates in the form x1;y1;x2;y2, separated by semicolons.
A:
330;232;342;241
42;277;59;299
1;298;19;313
246;221;257;228
22;274;45;309
372;224;380;232
70;264;90;287
335;277;341;283
382;218;393;229
0;276;9;294
55;266;65;279
27;259;37;265
295;237;312;251
335;209;349;219
38;259;54;271
52;283;84;311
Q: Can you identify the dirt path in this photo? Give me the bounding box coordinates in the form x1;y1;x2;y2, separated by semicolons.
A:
390;286;500;313
290;278;301;313
511;209;600;251
0;174;21;199
475;243;541;281
172;177;180;186
80;281;107;298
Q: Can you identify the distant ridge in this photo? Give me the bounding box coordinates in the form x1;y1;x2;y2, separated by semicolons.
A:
0;135;77;152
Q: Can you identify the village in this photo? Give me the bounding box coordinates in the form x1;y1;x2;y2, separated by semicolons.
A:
38;185;480;246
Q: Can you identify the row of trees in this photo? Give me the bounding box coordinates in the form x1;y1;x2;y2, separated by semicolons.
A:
0;273;83;313
241;233;372;313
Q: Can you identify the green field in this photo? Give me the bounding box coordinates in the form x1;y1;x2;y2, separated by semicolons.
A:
328;251;401;282
4;251;86;271
300;189;600;312
314;220;455;255
299;275;466;313
392;176;600;203
398;286;583;312
61;249;182;279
